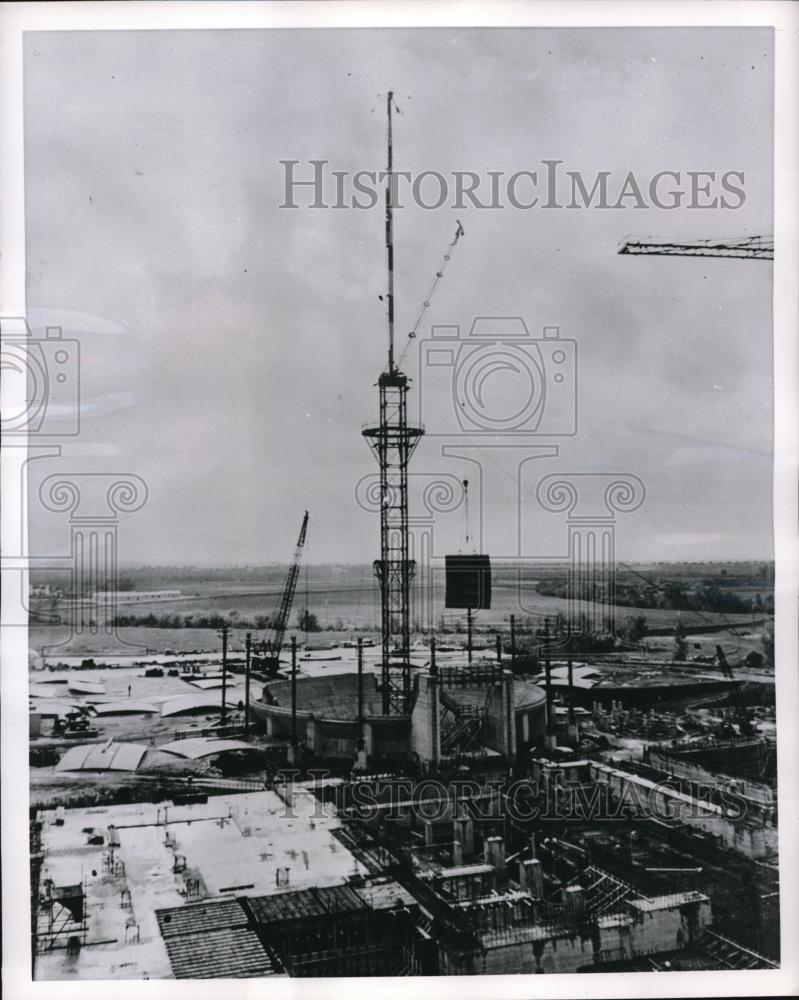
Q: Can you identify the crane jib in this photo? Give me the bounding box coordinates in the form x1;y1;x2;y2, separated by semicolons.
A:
265;510;309;660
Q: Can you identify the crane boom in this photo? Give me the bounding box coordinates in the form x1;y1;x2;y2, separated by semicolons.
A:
715;644;735;679
265;510;309;661
619;235;773;260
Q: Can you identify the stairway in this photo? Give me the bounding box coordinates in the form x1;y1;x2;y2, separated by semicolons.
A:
441;709;483;754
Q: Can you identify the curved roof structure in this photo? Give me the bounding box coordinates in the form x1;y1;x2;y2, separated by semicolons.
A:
265;673;383;720
30;683;70;699
90;701;160;716
67;679;106;695
512;680;548;710
548;664;604;689
56;741;147;772
30;698;82;717
157;738;260;760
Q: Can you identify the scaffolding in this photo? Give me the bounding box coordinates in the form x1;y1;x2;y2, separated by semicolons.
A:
37;877;89;953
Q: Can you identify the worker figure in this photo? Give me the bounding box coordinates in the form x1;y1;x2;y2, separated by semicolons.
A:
128;685;132;697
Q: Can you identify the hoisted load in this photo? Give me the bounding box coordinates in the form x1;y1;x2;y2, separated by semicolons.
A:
445;480;492;610
444;554;492;611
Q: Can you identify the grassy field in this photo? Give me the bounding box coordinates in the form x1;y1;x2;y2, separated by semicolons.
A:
29;598;761;661
28;561;771;657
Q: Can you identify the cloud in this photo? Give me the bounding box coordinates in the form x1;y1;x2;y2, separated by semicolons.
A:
23;27;774;564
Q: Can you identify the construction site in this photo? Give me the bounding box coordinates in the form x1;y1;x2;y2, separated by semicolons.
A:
27;92;779;981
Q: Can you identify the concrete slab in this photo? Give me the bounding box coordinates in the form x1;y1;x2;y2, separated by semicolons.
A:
34;788;367;981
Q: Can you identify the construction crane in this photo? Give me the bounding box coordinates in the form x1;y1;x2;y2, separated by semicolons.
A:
254;510;309;677
618;235;773;260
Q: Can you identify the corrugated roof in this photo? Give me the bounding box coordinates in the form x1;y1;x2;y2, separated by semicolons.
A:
157;899;248;938
56;741;146;772
247;884;366;926
163;926;279;978
156;900;279;979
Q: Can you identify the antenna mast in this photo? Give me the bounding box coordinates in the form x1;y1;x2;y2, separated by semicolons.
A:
386;91;396;373
363;90;423;715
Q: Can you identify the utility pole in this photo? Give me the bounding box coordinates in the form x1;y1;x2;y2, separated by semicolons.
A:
466;608;473;665
496;633;502;665
356;637;364;752
510;614;516;665
290;634;298;761
244;631;252;739
567;655;578;746
567;657;575;726
544;617;554;742
218;624;229;727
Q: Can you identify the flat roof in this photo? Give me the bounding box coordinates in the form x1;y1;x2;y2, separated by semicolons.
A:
33;789;367;981
354;879;417;911
628;891;708;912
438;863;493;878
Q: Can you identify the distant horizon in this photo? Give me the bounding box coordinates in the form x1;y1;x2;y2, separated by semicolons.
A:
32;557;776;574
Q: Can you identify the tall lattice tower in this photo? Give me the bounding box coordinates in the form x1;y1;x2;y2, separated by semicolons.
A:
362;92;424;715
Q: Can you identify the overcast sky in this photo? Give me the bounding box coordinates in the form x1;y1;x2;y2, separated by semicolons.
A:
24;27;773;565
